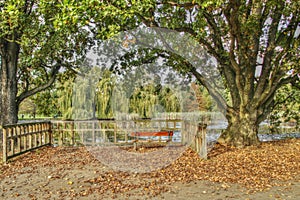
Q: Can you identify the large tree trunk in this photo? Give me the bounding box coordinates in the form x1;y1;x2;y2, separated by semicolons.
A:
0;41;19;126
217;108;260;147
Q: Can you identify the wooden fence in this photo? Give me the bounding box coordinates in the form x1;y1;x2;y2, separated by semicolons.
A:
2;119;207;163
51;119;207;158
51;119;183;146
2;121;52;163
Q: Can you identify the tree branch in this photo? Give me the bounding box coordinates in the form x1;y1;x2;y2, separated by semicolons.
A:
256;74;299;109
16;63;61;105
254;1;284;99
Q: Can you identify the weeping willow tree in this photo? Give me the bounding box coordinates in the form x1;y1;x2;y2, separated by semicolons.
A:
129;83;181;118
159;87;181;113
57;67;183;119
130;84;159;118
95;70;115;118
57;67;97;120
57;78;74;120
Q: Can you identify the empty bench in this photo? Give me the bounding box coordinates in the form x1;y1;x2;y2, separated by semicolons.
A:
130;131;174;150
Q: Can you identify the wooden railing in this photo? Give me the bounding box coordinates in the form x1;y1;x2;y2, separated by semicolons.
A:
51;119;207;157
2;121;52;163
2;119;207;162
51;119;183;146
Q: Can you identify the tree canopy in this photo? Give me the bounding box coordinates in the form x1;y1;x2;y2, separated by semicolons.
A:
88;0;300;147
0;0;299;148
0;0;91;125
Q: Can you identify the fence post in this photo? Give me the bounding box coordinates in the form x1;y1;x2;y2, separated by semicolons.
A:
181;121;186;145
92;121;95;146
17;126;21;153
58;122;63;146
114;123;117;143
10;127;15;156
28;124;32;149
48;122;52;146
22;126;27;151
71;122;75;146
38;123;42;146
34;124;38;147
124;121;128;143
3;128;7;163
198;123;207;159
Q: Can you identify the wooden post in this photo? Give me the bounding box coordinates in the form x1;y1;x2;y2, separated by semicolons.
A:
181;121;185;145
28;125;32;149
102;125;106;143
35;123;38;146
124;121;128;143
42;123;45;145
48;122;52;146
34;124;38;147
63;122;67;145
23;125;29;151
3;128;7;163
30;124;34;148
201;123;207;159
114;123;117;144
17;125;21;153
41;123;44;145
43;123;46;144
22;126;27;151
198;123;207;159
78;122;83;144
38;123;42;146
133;141;137;151
58;122;63;146
10;128;15;156
71;122;75;146
195;132;199;153
92;121;95;146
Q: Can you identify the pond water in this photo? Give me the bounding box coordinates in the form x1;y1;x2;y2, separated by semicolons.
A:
205;121;300;147
206;132;300;143
171;120;300;145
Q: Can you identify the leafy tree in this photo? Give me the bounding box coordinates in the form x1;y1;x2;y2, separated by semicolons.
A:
95;70;115;119
57;77;74;120
31;87;60;117
191;82;217;111
269;83;300;132
91;0;299;147
159;86;181;113
129;83;181;118
2;0;299;149
0;0;90;125
18;98;36;118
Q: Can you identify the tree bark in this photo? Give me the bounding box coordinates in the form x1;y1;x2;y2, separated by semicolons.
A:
0;41;20;126
217;108;260;147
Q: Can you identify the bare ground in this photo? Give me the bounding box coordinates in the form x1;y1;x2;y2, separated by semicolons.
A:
0;138;299;200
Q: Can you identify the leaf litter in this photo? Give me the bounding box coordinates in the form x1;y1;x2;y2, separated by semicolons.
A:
0;138;299;199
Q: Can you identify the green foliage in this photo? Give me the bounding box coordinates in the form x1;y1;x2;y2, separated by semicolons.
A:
0;0;98;124
18;98;36;117
95;70;115;118
128;83;181;118
56;66;184;119
57;78;75;120
31;88;59;117
269;84;300;132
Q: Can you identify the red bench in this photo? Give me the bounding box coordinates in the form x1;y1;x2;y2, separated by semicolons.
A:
130;131;174;150
130;131;174;137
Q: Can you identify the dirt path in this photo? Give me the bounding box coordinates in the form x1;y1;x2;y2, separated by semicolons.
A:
0;139;299;200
